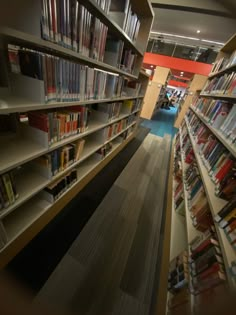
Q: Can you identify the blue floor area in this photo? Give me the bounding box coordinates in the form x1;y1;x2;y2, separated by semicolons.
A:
141;106;178;138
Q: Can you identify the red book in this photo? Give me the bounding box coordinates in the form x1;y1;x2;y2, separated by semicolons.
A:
215;158;234;183
196;262;221;281
191;238;218;258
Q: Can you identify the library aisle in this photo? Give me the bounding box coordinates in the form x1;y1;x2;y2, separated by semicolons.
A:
141;107;178;138
35;132;172;315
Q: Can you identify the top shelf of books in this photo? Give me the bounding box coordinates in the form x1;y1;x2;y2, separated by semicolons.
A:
209;34;236;79
0;0;154;72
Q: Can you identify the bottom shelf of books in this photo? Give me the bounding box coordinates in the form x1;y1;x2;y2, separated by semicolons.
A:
0;122;137;264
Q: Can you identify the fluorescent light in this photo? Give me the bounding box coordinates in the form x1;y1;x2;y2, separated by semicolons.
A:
150;31;200;41
201;39;224;45
197;30;201;33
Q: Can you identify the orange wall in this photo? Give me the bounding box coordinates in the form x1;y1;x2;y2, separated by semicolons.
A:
144;53;212;76
168;80;188;88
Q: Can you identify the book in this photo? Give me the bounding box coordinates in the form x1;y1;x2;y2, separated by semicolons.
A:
214;197;236;222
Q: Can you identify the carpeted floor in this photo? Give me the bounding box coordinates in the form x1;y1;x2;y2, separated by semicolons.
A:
141;106;178;138
35;133;172;315
7;126;150;293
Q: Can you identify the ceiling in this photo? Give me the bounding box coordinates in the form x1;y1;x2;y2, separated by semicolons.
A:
150;2;236;48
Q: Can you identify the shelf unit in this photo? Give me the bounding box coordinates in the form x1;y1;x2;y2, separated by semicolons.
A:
184;117;235;287
140;66;171;120
178;130;203;246
174;74;207;128
0;0;154;266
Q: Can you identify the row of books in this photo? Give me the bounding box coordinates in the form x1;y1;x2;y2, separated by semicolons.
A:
33;139;85;179
8;46;131;103
96;126;134;159
0;171;18;211
189;237;226;293
28;106;90;146
192;99;236;144
104;116;133;141
210;50;236;76
41;0;108;61
181;125;212;232
123;5;140;42
104;38;138;73
93;98;141;121
202;71;236;95
173;134;185;216
94;0;111;13
168;251;189;294
40;168;78;203
186;111;236;200
109;0;140;43
215;198;236;249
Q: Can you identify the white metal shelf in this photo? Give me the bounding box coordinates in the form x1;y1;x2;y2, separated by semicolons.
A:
190;106;236;158
0;95;145;114
0;27;139;80
200;93;236;100
0;110;140;175
0;124;136;220
1;132;135;249
185;117;236;287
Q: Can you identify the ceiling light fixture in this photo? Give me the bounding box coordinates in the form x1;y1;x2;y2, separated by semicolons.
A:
201;39;224;45
197;30;200;33
150;31;200;41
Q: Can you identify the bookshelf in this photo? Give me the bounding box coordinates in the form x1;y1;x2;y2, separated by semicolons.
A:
0;0;154;266
174;74;207;128
190;106;236;158
178;130;203;245
140;66;171;119
167;32;236;314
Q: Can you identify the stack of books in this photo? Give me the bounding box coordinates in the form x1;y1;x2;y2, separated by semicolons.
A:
192;99;236;144
210;50;236;76
40;169;77;203
28;107;90;146
0;171;19;210
168;251;189;294
8;46;126;103
32;139;85;179
40;1;108;61
215;198;236;249
189;237;226;293
201;72;236;96
187;111;236;200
